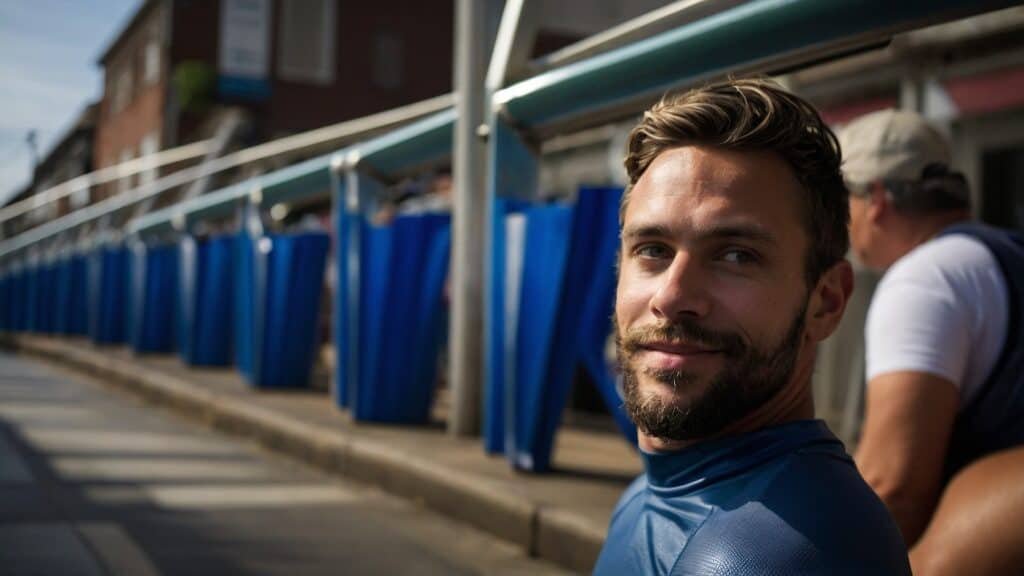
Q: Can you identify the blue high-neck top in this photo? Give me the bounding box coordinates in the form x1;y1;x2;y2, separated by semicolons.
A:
594;420;910;575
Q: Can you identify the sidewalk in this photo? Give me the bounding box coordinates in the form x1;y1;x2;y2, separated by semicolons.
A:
0;335;640;574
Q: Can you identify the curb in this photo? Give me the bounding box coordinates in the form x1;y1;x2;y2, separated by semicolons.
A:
0;335;603;573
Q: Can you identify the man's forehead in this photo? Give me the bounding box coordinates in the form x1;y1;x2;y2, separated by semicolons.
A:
635;147;749;196
625;146;804;228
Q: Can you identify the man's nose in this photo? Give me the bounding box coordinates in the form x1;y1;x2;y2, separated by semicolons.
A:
649;252;712;321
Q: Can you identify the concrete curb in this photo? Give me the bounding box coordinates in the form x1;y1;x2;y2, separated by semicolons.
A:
0;335;603;573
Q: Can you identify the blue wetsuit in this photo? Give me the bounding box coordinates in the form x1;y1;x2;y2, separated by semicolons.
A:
594;420;910;575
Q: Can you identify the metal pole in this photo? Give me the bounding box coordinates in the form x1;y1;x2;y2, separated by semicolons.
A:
448;0;487;437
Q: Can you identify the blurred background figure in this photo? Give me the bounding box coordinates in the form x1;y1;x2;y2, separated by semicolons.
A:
840;109;1024;576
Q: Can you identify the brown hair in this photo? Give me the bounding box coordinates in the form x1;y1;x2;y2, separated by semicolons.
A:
623;78;849;284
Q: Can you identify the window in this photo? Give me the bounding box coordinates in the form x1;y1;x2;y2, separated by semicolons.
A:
112;65;134;113
372;32;403;89
139;132;160;188
144;40;161;85
277;0;336;84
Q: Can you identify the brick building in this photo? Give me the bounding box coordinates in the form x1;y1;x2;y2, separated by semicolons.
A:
92;0;460;201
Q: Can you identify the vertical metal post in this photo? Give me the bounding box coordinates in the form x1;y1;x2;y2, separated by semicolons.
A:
448;0;488;437
329;155;348;408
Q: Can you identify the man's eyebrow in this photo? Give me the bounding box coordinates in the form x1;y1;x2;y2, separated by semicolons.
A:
620;222;778;245
701;224;777;246
620;224;672;240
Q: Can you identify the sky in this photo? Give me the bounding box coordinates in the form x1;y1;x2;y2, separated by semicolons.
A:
0;0;140;206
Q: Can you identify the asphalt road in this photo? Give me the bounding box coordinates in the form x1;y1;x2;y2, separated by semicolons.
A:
0;352;568;576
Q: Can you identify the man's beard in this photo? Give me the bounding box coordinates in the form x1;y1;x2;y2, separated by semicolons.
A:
616;303;807;442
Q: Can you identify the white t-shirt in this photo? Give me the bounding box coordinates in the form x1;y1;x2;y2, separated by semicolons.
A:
865;233;1009;408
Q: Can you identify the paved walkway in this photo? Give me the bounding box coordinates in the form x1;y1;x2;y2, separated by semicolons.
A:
0;336;641;573
0;352;575;575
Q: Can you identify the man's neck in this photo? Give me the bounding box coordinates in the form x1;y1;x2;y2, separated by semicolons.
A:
886;211;969;267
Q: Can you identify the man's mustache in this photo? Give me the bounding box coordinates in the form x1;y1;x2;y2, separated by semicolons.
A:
618;318;746;358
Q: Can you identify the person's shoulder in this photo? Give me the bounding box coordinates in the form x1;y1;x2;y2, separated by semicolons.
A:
885;233;997;287
671;449;910;575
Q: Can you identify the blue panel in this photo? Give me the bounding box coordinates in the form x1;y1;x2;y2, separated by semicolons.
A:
0;273;8;331
25;264;40;332
91;246;128;345
354;222;392;419
193;236;234;365
513;205;574;470
574;188;638;444
494;188;637;472
234;232;256;377
177;236;234;366
9;266;25;330
132;244;179;353
53;257;73;334
16;267;30;332
350;213;452;423
253;232;329;388
71;256;89;335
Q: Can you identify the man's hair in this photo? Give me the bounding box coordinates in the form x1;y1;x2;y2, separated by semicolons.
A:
622;78;849;284
884;163;971;214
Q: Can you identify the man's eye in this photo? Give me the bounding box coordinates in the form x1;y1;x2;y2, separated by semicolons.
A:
719;249;759;265
634;244;671;259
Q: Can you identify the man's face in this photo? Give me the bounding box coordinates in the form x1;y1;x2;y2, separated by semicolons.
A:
615;146;815;442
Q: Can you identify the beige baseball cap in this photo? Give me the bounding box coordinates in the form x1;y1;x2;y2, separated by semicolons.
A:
838;109;951;186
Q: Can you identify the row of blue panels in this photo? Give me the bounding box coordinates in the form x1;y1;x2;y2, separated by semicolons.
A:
0;187;634;472
0;232;328;391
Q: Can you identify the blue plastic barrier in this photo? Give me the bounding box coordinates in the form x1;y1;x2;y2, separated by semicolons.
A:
25;263;41;332
235;230;330;388
486;187;635;471
234;232;256;378
177;235;234;366
89;245;129;344
69;255;89;335
130;243;178;353
347;213;451;423
7;267;26;331
54;257;74;335
0;272;8;331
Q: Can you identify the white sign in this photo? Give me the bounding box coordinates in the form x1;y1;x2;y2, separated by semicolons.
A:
219;0;270;80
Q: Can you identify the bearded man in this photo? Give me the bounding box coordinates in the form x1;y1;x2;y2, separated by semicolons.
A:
594;79;910;575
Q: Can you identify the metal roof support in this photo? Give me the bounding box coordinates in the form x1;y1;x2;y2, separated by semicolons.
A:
449;0;492;438
493;0;1018;133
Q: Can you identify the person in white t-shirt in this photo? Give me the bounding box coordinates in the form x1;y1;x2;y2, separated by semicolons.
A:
840;109;1024;576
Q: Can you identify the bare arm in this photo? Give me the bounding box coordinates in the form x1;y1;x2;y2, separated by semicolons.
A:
854;371;959;546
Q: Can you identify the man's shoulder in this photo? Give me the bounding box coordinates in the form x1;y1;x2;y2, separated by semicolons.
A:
887;233;997;286
672;450;910;575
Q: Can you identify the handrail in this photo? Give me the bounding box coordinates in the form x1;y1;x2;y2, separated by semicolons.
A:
0;139;213;225
129;108;459;236
0;93;454;258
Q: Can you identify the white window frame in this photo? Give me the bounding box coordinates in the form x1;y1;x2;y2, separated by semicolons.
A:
143;39;161;86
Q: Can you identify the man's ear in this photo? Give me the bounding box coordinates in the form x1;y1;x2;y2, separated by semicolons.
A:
806;259;854;343
867;181;889;224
